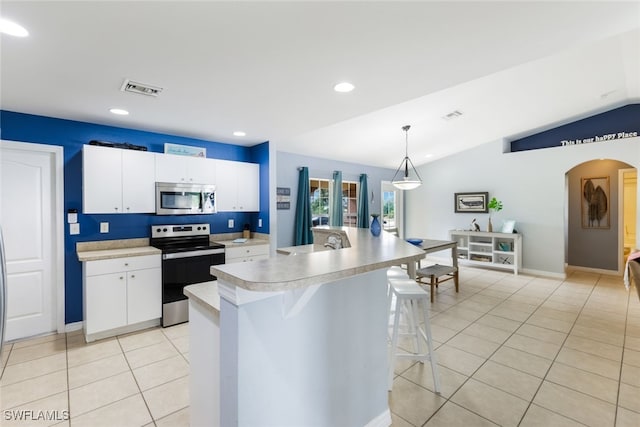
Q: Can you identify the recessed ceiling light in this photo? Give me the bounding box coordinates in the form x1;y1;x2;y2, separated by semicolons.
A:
424;154;434;158
0;18;29;37
334;82;354;93
109;108;129;116
233;131;246;137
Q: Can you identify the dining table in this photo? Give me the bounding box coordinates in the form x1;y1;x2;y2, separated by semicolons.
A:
406;239;458;279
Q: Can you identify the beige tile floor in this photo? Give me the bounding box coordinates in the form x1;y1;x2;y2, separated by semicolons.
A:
0;265;639;426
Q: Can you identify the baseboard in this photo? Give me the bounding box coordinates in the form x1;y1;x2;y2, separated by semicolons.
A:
365;409;391;427
521;268;566;280
64;321;83;333
84;318;160;343
565;265;621;276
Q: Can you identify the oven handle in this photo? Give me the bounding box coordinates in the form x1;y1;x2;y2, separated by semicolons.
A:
162;248;225;260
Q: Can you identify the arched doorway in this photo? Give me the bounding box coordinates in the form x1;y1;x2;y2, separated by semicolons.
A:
565;159;636;274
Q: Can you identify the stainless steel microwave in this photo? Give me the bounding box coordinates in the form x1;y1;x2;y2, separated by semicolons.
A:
155;182;217;215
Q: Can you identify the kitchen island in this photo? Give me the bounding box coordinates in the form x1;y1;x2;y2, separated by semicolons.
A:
185;227;425;427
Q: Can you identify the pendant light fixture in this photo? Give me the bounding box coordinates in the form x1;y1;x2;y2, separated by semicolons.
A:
391;125;422;190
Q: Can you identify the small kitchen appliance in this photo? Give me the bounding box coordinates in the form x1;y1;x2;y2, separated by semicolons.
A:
155;182;216;215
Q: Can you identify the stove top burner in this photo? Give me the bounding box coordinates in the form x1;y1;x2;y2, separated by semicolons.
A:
150;223;224;253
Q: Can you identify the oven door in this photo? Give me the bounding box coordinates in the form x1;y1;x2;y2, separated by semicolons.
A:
161;248;225;326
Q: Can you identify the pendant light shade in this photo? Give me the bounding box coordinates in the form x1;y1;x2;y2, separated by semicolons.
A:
391;125;422;190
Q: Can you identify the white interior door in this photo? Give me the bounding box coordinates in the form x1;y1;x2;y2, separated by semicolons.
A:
0;141;59;340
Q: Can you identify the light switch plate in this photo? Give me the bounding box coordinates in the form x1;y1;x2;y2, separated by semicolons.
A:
100;222;109;233
258;218;262;228
228;219;234;228
70;223;80;235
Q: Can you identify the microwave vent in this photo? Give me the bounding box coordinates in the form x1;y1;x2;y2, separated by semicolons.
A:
120;79;163;97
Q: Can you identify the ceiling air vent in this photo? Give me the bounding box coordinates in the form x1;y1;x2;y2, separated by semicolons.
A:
442;110;463;121
120;79;163;97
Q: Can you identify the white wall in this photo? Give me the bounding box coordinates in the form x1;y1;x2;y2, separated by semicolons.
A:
405;137;640;275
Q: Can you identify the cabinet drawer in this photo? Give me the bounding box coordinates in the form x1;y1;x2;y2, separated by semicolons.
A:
85;254;161;276
225;244;269;260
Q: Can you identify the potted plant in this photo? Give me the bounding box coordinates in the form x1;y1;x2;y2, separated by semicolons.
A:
487;197;503;232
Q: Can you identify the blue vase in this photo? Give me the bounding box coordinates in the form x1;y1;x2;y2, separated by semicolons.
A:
370;215;381;236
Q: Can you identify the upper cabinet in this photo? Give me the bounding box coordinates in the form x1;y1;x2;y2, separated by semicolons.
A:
215;159;260;212
83;145;260;214
155;154;216;184
83;145;156;213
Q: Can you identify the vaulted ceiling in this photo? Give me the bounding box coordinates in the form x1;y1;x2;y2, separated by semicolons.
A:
1;1;638;168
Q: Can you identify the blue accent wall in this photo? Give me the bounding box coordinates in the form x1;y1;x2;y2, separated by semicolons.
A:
510;104;639;152
0;110;269;324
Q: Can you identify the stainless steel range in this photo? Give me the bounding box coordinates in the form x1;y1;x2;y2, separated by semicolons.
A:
150;223;225;327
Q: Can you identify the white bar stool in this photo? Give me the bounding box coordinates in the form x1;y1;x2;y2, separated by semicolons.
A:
386;267;409;330
387;278;441;393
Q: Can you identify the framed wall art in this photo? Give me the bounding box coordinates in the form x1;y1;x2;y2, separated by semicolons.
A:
454;192;489;213
581;176;610;229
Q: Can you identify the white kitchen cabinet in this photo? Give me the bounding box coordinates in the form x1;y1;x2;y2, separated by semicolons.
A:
155;153;216;184
83;145;156;213
83;254;161;341
225;243;269;263
215;159;260;212
449;230;522;274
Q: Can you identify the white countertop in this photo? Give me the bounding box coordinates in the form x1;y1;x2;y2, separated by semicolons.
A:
212;237;269;248
211;227;424;292
184;282;220;315
77;238;161;262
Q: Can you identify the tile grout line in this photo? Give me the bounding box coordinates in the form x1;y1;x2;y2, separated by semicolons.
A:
614;282;633;426
398;272;554;426
116;334;157;426
417;271;535;426
414;272;610;426
515;275;618;427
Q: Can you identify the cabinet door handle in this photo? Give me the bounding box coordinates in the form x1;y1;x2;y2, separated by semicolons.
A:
124;263;129;267
119;276;124;280
130;274;135;279
114;207;119;211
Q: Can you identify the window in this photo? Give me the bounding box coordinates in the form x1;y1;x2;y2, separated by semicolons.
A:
342;181;358;226
310;179;330;226
309;178;358;226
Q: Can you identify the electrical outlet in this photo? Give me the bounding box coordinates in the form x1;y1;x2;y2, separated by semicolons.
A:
70;223;80;235
100;222;109;233
258;218;262;228
228;219;234;228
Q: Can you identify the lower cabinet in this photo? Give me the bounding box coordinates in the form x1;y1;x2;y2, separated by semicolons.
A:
225;244;269;263
83;254;161;341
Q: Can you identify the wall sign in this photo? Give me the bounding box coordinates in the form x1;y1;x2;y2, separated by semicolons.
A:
510;104;639;153
561;131;637;147
277;187;291;210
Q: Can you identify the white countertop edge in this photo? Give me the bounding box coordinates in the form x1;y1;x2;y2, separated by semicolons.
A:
211;253;423;292
77;246;162;262
184;282;220;314
213;238;269;248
